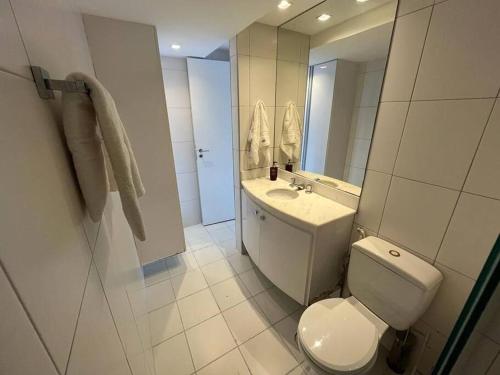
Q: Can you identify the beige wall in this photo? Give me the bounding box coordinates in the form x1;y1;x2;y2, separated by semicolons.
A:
355;0;500;372
161;56;202;227
83;15;185;265
0;1;152;375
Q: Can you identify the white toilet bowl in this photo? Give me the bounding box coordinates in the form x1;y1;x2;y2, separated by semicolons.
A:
297;296;388;374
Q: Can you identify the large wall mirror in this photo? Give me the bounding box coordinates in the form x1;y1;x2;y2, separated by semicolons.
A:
273;0;398;196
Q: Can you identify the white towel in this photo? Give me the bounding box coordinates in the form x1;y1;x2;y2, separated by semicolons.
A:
62;72;146;241
280;102;302;162
248;100;271;166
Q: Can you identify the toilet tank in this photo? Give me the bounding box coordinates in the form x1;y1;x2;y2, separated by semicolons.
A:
347;237;442;330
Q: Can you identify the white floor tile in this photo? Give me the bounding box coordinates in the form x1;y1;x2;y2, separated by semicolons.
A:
166;252;199;277
273;314;303;362
177;289;220;329
240;328;299;375
225;220;236;232
205;222;229;232
170;270;208;299
209;226;235;244
144;264;171;286
146;279;175;312
223;299;270;344
185;315;236;370
254;287;301;324
239;268;273;296
154;333;194;375
210;276;252;311
196;349;250;375
149;302;183;345
218;238;239;257
193;245;225;266
186;230;214;250
227;253;254;274
201;259;236;285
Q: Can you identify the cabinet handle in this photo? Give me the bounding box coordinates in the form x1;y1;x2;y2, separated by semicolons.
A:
260;215;266;221
255;210;259;215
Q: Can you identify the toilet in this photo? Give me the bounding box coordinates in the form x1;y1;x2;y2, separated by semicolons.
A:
297;236;443;374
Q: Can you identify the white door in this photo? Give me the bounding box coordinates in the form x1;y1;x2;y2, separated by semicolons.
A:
187;58;235;225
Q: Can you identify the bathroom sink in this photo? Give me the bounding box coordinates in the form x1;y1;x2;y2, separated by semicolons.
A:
266;188;299;200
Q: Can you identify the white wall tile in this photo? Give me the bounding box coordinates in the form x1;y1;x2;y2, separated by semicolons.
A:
0;72;92;372
381;7;432;101
66;266;131;375
238;106;251;150
0;0;31;79
163;69;191;108
249;23;277;59
356;171;392;232
379;177;459;259
422;264;474;336
277;29;302;63
359;70;384;107
161;56;187;71
353;107;377;140
237;27;250;55
367;102;409;173
464;100;500;199
172;142;196;173
349;139;371;169
179;200;202;227
167;107;194;142
397;0;434;17
276;60;299;107
0;267;58;375
436;193;500;279
413;0;500;100
297;64;308;107
238;54;250;107
230;56;238;107
394;99;493;189
249;56;276;107
176;172;200;203
11;0;95;78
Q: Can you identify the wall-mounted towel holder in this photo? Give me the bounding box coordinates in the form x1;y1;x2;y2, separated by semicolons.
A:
31;66;89;100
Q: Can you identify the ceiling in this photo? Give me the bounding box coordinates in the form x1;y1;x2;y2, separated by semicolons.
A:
60;0;302;57
282;0;393;35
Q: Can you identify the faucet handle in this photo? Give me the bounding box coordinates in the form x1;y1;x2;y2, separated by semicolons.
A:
289;177;296;187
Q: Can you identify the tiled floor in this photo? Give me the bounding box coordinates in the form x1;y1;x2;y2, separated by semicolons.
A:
142;221;399;375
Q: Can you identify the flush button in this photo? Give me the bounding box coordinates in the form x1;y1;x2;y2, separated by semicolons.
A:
389;250;400;257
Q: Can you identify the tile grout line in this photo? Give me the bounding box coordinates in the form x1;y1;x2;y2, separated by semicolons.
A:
432;98;498;264
377;4;435;235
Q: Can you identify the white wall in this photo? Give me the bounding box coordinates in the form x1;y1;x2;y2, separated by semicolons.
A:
355;0;500;372
343;58;386;186
161;57;203;227
0;1;152;374
83;15;185;265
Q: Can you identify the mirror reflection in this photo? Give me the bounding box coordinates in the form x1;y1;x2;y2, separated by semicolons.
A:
274;0;398;195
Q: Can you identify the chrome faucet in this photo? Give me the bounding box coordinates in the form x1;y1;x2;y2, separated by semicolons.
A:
289;177;305;191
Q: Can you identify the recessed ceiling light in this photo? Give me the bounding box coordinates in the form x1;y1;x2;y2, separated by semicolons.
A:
171;44;181;50
278;0;292;10
317;13;331;22
356;0;369;3
319;65;327;69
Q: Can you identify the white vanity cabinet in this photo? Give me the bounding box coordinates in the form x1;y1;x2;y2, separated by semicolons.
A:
241;187;354;305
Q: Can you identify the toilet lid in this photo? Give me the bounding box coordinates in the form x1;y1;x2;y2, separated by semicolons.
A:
298;298;378;373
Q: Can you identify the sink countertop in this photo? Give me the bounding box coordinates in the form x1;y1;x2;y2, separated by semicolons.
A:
242;177;356;230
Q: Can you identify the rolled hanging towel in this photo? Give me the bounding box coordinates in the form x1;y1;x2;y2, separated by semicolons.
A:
62;72;146;241
247;100;271;166
280;102;302;162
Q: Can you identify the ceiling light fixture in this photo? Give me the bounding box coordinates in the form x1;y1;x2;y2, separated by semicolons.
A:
356;0;369;3
319;65;327;69
317;13;331;22
171;44;181;50
278;0;292;10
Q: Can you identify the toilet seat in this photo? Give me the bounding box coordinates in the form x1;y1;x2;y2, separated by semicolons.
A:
297;298;381;374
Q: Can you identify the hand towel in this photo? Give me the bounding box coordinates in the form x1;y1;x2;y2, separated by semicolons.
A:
280;102;302;162
62;72;146;241
247;100;271;166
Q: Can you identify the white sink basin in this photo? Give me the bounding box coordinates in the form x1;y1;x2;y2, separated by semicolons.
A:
266;188;299;201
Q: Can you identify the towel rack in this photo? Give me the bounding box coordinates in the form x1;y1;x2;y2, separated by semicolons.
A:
31;66;89;100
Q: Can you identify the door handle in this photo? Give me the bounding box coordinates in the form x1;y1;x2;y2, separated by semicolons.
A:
198;149;209;153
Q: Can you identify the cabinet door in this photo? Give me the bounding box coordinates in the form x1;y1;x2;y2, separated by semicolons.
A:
241;190;261;265
259;210;312;304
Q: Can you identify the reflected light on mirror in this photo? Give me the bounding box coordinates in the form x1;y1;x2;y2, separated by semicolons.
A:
319;65;327;69
171;44;181;50
317;13;331;21
356;0;370;3
278;0;292;10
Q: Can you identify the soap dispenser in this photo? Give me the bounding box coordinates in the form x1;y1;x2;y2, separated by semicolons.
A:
285;159;293;172
270;161;278;181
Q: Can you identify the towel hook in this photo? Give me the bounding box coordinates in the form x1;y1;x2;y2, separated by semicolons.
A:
30;66;89;100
